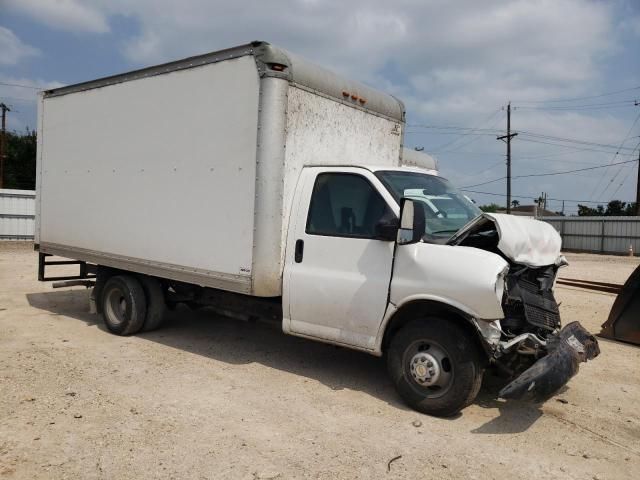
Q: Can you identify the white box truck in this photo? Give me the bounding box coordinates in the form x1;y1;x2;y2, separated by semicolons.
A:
35;41;598;416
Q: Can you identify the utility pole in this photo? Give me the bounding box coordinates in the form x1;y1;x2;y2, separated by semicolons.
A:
0;103;10;189
636;148;640;216
497;102;518;214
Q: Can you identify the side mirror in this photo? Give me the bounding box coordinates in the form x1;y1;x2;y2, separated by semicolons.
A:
374;213;399;241
398;198;426;245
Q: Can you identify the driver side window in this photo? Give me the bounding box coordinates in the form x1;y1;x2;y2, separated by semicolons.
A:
306;173;391;238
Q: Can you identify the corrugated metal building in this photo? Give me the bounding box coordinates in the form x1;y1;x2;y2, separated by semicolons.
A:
0;189;36;240
539;216;640;256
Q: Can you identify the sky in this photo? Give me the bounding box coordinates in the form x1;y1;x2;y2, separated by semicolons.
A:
1;0;639;214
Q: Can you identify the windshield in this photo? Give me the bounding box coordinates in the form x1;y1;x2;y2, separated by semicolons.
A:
375;170;482;241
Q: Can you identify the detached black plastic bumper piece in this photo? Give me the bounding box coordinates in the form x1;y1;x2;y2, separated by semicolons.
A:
499;321;600;402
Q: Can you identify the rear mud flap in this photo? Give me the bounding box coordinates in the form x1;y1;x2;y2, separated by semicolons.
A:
499;321;600;402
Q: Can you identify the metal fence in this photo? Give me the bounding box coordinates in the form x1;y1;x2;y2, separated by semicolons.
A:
538;216;640;256
0;189;35;240
2;190;638;252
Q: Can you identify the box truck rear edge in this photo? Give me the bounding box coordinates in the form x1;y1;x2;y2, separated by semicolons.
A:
35;41;599;417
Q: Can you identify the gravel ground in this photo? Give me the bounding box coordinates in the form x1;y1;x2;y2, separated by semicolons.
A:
1;243;639;479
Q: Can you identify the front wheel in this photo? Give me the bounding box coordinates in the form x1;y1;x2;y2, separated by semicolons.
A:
387;317;484;417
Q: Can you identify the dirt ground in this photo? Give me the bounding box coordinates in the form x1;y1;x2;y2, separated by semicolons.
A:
1;242;639;479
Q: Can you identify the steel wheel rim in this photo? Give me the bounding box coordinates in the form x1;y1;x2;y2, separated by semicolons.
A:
405;339;454;398
105;287;127;326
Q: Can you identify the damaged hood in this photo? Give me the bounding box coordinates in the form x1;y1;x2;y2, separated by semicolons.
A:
452;213;562;267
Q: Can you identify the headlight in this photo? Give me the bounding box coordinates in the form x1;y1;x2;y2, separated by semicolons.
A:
495;266;509;304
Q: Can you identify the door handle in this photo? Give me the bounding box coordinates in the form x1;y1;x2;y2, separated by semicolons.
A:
295;239;304;263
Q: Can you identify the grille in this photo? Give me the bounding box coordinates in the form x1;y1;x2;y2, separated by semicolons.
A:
518;278;555;301
512;278;561;331
524;303;560;330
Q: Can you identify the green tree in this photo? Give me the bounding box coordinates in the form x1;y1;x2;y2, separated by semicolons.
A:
605;200;627;216
577;204;604;216
624;202;638;215
3;129;37;190
479;203;501;213
511;199;520;208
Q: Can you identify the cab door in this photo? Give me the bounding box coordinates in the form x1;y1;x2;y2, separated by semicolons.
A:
283;167;397;350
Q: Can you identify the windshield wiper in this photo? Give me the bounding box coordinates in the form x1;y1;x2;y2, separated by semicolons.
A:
430;229;459;235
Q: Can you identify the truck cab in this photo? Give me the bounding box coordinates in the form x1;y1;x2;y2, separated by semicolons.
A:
282;160;598;416
284;164;488;350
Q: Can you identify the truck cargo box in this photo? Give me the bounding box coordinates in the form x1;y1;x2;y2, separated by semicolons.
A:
36;41;405;296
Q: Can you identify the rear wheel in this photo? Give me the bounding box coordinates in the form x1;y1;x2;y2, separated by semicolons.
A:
387;317;483;417
138;275;167;332
101;275;147;336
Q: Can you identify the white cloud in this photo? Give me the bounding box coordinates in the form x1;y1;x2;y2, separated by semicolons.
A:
4;0;109;34
4;0;636;205
78;1;616;105
0;27;39;65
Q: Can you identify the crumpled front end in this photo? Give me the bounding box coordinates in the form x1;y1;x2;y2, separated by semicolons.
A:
492;263;600;401
450;212;600;402
499;321;600;401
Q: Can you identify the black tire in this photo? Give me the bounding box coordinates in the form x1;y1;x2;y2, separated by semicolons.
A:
138;275;167;332
101;275;147;336
387;317;484;417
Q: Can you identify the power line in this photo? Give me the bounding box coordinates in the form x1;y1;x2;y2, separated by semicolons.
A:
430;109;503;152
590;110;640;200
606;142;640;203
469;159;505;176
515;147;589;159
516;152;609;166
461;158;639;188
517;137;636;154
516;159;638;178
441;111;506;153
408;125;637;152
517;131;638;151
0;96;36;103
407;124;499;131
406;131;497;136
460;189;627;205
418;150;499;156
515;85;640;104
515;103;638;111
462;176;506;188
0;81;41;90
609;165;633;200
527;100;637;108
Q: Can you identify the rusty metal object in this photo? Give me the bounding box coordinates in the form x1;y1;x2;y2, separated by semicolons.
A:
599;264;640;346
557;278;622;294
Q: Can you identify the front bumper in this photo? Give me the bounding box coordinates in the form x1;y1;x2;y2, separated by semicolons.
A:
499;321;600;402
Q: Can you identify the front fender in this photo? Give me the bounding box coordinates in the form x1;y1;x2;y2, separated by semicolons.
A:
390;243;509;320
373;296;499;357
